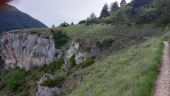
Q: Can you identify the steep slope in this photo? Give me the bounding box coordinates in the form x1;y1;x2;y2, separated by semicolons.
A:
67;38;163;96
0;4;47;32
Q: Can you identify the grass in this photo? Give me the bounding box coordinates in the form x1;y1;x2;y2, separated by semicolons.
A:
67;38;163;96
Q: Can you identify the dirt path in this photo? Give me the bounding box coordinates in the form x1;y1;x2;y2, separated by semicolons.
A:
153;41;170;96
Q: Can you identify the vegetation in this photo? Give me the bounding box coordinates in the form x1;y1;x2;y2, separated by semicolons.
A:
60;22;70;27
100;3;110;18
41;71;68;88
68;38;163;96
4;68;26;91
79;56;95;68
40;59;64;73
110;1;119;12
1;0;170;95
51;29;70;48
120;0;127;7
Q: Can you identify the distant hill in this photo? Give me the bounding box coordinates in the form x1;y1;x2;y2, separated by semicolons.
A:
0;4;47;32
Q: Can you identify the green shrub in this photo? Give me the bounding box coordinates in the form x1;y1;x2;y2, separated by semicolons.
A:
97;36;114;48
18;90;30;96
41;77;65;88
40;60;64;73
51;30;70;48
60;22;70;27
155;40;164;64
4;68;26;91
79;56;96;68
41;71;68;88
70;55;76;67
79;20;86;24
55;70;68;79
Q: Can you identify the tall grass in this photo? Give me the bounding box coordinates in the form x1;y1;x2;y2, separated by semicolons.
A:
67;38;163;96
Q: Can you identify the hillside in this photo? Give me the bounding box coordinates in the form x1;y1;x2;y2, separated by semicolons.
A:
0;0;170;96
0;4;47;32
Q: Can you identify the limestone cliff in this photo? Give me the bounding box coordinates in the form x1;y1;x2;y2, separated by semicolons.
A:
0;31;56;70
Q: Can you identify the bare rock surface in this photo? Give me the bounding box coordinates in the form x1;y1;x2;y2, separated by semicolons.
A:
0;31;56;70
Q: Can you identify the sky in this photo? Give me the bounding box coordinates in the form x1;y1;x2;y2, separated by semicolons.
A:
10;0;131;27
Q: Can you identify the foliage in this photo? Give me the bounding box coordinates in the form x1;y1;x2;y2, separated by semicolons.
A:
18;90;30;96
153;0;170;25
40;59;64;73
51;29;70;48
132;0;153;9
97;36;114;48
86;13;99;24
4;68;26;91
60;22;70;27
120;0;127;7
69;38;163;96
41;71;68;88
71;22;74;25
79;56;95;68
0;58;4;69
69;55;77;68
100;3;110;18
110;2;119;12
78;20;86;24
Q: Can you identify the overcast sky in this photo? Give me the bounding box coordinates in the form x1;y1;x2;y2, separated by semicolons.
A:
10;0;131;27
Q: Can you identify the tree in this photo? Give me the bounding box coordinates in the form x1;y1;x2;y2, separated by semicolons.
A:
100;3;110;18
132;0;153;8
110;2;119;12
71;22;74;25
87;13;98;24
120;0;127;7
52;24;55;28
88;13;97;20
51;30;70;48
153;0;170;25
60;22;70;27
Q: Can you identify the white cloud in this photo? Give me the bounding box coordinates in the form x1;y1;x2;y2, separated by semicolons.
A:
10;0;131;27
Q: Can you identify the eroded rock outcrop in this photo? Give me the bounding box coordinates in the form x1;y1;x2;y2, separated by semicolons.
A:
0;31;57;70
62;42;87;71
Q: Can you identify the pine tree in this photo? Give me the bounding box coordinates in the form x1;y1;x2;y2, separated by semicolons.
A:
52;24;55;28
100;3;110;18
132;0;153;8
110;2;119;12
71;22;74;25
120;0;127;7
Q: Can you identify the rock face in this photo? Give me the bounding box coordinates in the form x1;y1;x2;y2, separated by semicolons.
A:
62;42;87;71
0;31;56;70
65;42;87;65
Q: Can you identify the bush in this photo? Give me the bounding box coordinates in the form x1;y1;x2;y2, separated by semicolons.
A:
79;20;86;24
79;56;96;68
18;90;30;96
51;30;70;48
41;77;65;88
60;22;70;27
41;70;68;88
40;60;64;73
4;68;26;91
97;36;114;48
55;70;68;79
70;55;76;67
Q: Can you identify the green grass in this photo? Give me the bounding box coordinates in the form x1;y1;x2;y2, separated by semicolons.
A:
67;38;163;96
